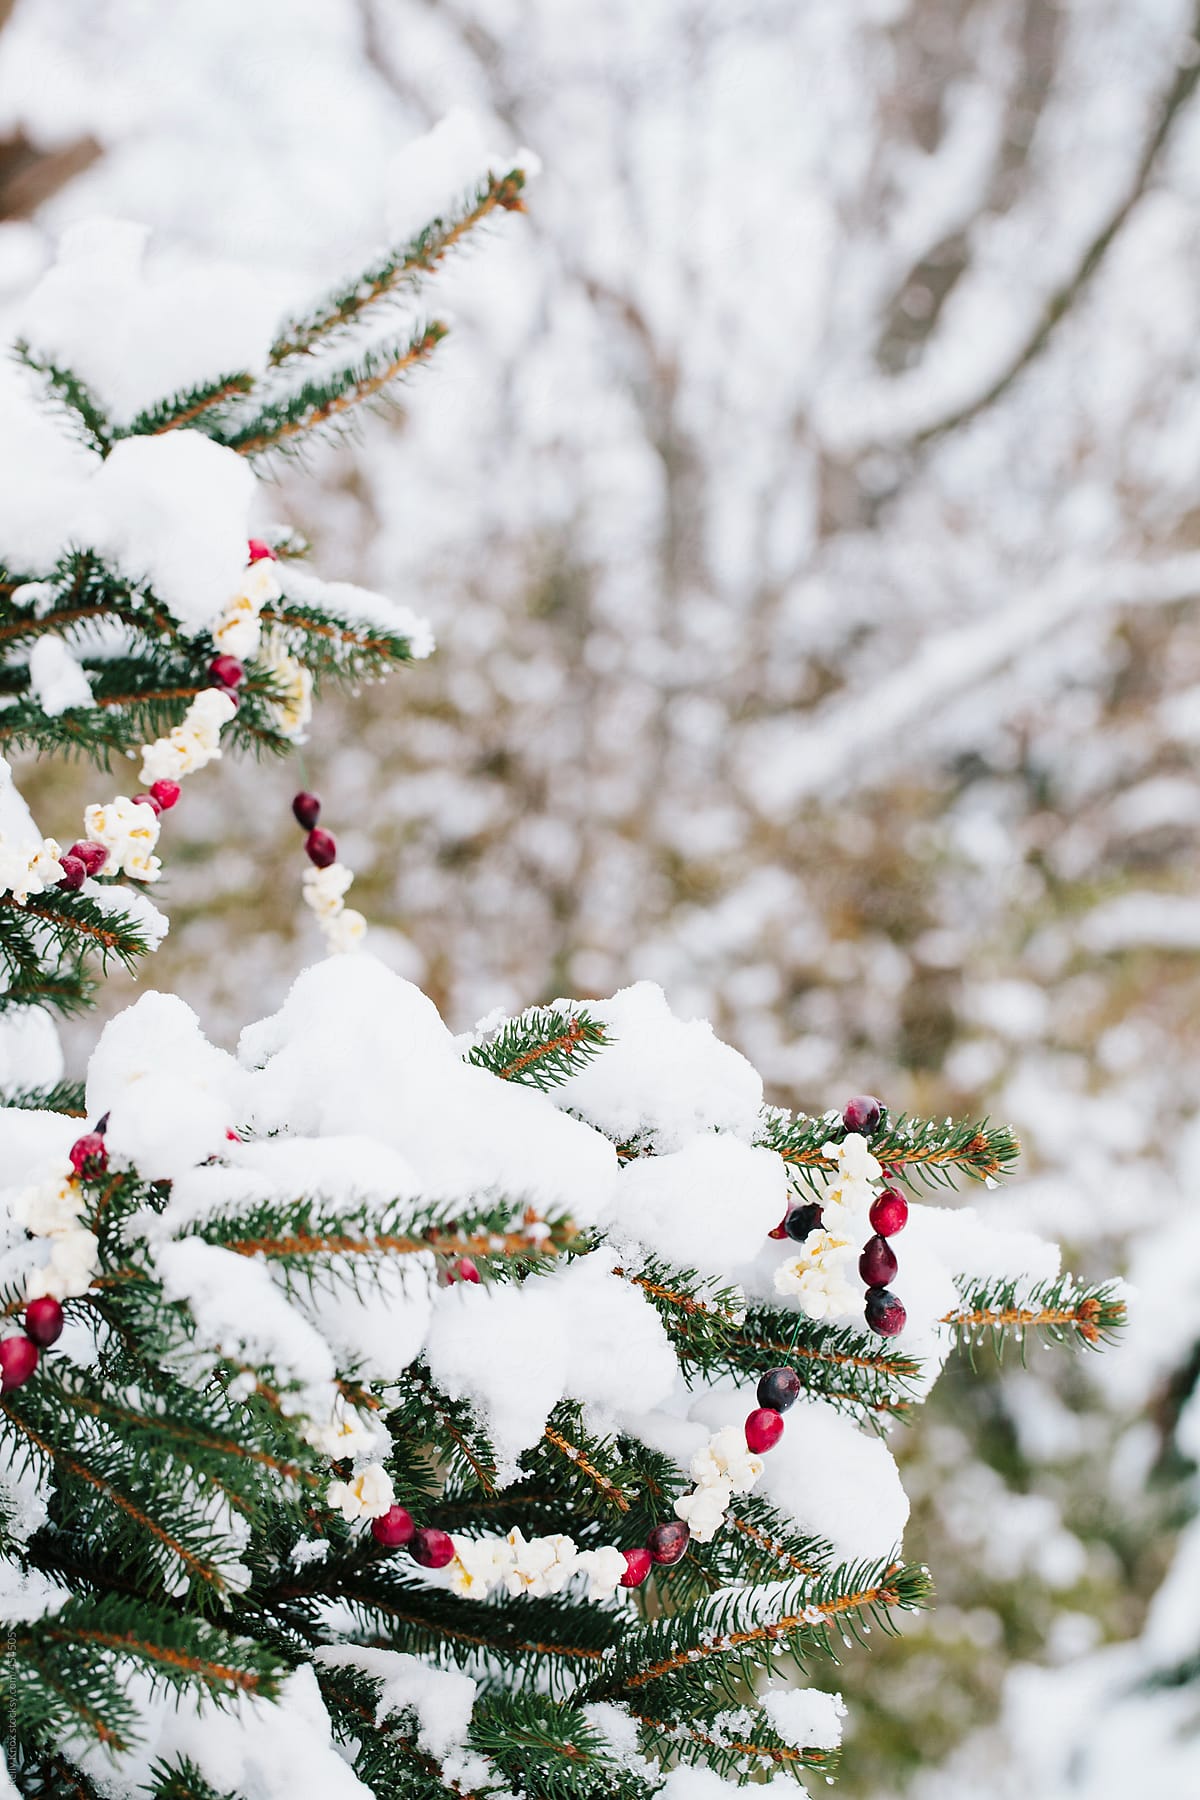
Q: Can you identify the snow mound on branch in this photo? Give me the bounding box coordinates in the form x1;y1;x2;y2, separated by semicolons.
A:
78;430;256;636
279;563;434;661
659;1769;800;1798
0;1006;64;1096
0;361;100;573
240;955;618;1223
604;1132;787;1278
762;1684;847;1751
316;1647;489;1789
27;636;93;714
552;979;765;1150
20;218;280;426
154;1238;336;1391
385;107;541;246
89;990;246;1180
426;1251;675;1474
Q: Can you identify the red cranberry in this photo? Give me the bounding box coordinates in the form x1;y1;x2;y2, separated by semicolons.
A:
56;855;87;892
370;1505;415;1548
646;1520;690;1566
149;779;181;811
784;1202;823;1243
0;1335;38;1391
410;1527;456;1569
843;1095;883;1135
859;1234;898;1287
767;1212;790;1240
68;1132;108;1177
70;841;109;876
745;1407;785;1454
451;1258;480;1284
864;1287;907;1337
24;1296;64;1348
756;1367;801;1412
247;538;276;562
870;1188;909;1237
620;1547;653;1588
209;655;245;688
305;828;337;869
292;791;321;829
132;792;162;816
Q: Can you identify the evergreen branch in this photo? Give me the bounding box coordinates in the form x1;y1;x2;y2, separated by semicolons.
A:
0;889;154;964
125;371;256;436
467;1006;608;1090
0;1077;87;1115
542;1421;633;1513
31;1594;284;1701
13;341;112;454
633;1708;829;1779
759;1108;1019;1190
221;322;447;457
395;1361;500;1496
944;1277;1127;1357
732;1305;920;1417
268;169;527;362
261;600;422;679
148;1758;242;1800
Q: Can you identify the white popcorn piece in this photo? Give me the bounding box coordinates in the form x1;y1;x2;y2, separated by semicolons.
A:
326;1463;395;1522
773;1229;861;1321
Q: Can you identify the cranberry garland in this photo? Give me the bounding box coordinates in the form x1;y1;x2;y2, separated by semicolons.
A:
0;1124;108;1392
770;1094;909;1338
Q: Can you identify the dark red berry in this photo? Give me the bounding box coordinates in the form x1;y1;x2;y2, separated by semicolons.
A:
247;538;276;562
756;1366;801;1412
451;1258;480;1284
646;1520;690;1566
305;828;337;868
24;1296;64;1348
410;1526;456;1569
150;779;181;810
767;1212;790;1240
784;1202;823;1243
370;1505;415;1549
133;792;162;816
620;1547;653;1588
843;1095;882;1134
870;1189;909;1237
292;791;321;829
209;655;245;688
745;1407;785;1454
864;1287;907;1337
68;1132;107;1177
859;1234;898;1287
0;1335;38;1391
70;841;108;876
56;855;87;892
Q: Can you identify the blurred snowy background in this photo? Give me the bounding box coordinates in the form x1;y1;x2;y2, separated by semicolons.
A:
3;0;1200;1792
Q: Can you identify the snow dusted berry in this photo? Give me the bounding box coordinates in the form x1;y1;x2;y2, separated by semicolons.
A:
620;1547;652;1588
784;1202;823;1243
869;1188;909;1237
132;792;162;816
647;1520;690;1566
149;779;181;810
68;1132;107;1177
305;828;337;868
370;1504;415;1549
24;1296;64;1348
756;1366;801;1412
744;1407;784;1454
843;1095;882;1135
864;1286;907;1336
292;791;321;829
0;1334;38;1392
410;1527;456;1569
859;1234;898;1287
451;1258;481;1284
247;538;276;563
56;855;87;892
69;841;108;876
209;654;245;689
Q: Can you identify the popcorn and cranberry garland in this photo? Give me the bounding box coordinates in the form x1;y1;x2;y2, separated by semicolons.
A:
772;1094;908;1338
0;1122;107;1394
290;789;368;955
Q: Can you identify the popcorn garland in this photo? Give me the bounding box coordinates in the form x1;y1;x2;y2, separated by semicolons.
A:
290;790;368;956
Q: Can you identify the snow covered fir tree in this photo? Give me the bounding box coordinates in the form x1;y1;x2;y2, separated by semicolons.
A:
0;121;1126;1800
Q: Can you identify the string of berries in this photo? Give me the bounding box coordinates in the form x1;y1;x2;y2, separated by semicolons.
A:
0;1122;108;1392
292;789;368;954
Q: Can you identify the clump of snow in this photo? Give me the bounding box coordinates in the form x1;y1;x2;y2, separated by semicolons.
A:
279;564;434;662
316;1647;488;1789
27;636;93;715
659;1768;801;1798
551;980;765;1150
0;1006;64;1095
762;1684;847;1751
77;430;256;637
154;1238;335;1393
19;219;280;427
0;361;100;574
385;108;540;247
89;990;245;1178
605;1133;787;1278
